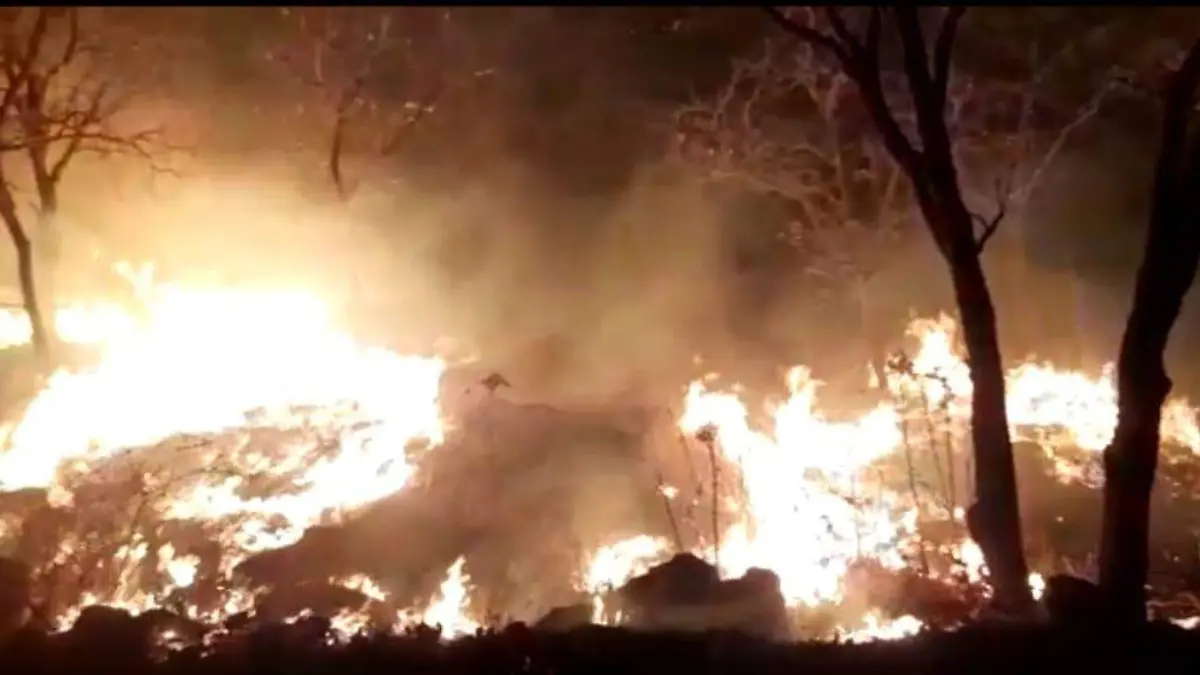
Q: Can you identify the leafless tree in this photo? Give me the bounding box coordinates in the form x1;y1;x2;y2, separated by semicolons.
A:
1100;40;1200;624
268;7;482;202
754;6;1123;613
0;8;169;367
675;41;907;384
677;22;1114;387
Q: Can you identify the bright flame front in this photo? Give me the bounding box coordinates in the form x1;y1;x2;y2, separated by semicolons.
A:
0;275;1198;641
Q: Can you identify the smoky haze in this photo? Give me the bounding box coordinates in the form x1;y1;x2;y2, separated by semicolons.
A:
3;6;1195;407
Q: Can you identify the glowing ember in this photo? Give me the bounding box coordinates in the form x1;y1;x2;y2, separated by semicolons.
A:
840;612;923;642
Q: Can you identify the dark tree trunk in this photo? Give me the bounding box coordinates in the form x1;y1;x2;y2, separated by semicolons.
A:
948;243;1031;612
33;179;62;353
1098;42;1200;625
33;214;60;352
1099;341;1168;624
0;192;51;370
8;224;51;369
761;5;1033;611
17;235;50;368
922;194;1033;613
876;6;1032;612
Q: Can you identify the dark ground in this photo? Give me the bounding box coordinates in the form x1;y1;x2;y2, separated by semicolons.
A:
2;620;1198;675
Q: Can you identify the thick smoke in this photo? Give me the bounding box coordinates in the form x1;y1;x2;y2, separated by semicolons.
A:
4;8;1184;401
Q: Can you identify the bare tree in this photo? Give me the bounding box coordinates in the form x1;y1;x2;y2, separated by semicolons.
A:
1100;40;1200;624
677;22;1114;389
754;6;1116;613
674;41;909;385
269;7;479;202
0;8;167;367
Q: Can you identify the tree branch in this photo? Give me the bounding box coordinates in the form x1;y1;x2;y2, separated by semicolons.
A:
973;205;1005;254
0;10;176;200
760;7;848;63
762;6;923;172
1154;40;1200;203
932;7;967;108
894;7;957;176
674;26;917;291
1008;76;1116;205
850;9;925;173
275;7;463;201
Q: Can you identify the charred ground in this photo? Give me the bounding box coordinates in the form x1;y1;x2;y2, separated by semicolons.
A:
3;618;1199;675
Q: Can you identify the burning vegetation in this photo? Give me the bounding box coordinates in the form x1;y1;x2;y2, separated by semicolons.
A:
0;278;1198;645
1;6;1200;666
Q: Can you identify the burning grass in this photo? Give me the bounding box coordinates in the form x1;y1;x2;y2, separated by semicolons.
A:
0;271;1199;642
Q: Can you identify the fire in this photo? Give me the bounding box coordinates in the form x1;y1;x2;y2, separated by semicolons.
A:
840;612;923;642
0;274;450;626
1;286;443;498
325;558;478;638
0;265;1198;642
664;314;1197;637
582;534;672;623
418;557;479;638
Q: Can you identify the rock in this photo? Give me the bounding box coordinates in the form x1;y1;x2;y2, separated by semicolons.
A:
713;567;790;639
619;553;721;614
223;610;254;632
735;567;781;595
1042;574;1103;625
617;555;789;638
534;602;592;632
287;614;333;646
68;605;149;653
502;621;532;642
135;607;209;645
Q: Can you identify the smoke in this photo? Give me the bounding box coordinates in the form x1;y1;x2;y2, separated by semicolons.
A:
0;9;767;408
6;10;1200;629
3;6;1194;406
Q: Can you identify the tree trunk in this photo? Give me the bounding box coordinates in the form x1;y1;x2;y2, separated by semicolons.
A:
948;243;1033;613
761;2;1034;612
0;194;51;369
1098;334;1167;625
33;214;61;352
1098;213;1189;624
910;183;1033;612
10;225;51;369
1098;41;1200;625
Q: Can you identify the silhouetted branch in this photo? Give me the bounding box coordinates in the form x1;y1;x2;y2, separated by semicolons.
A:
273;7;474;201
932;7;966;108
972;207;1005;255
760;7;846;62
0;8;174;364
